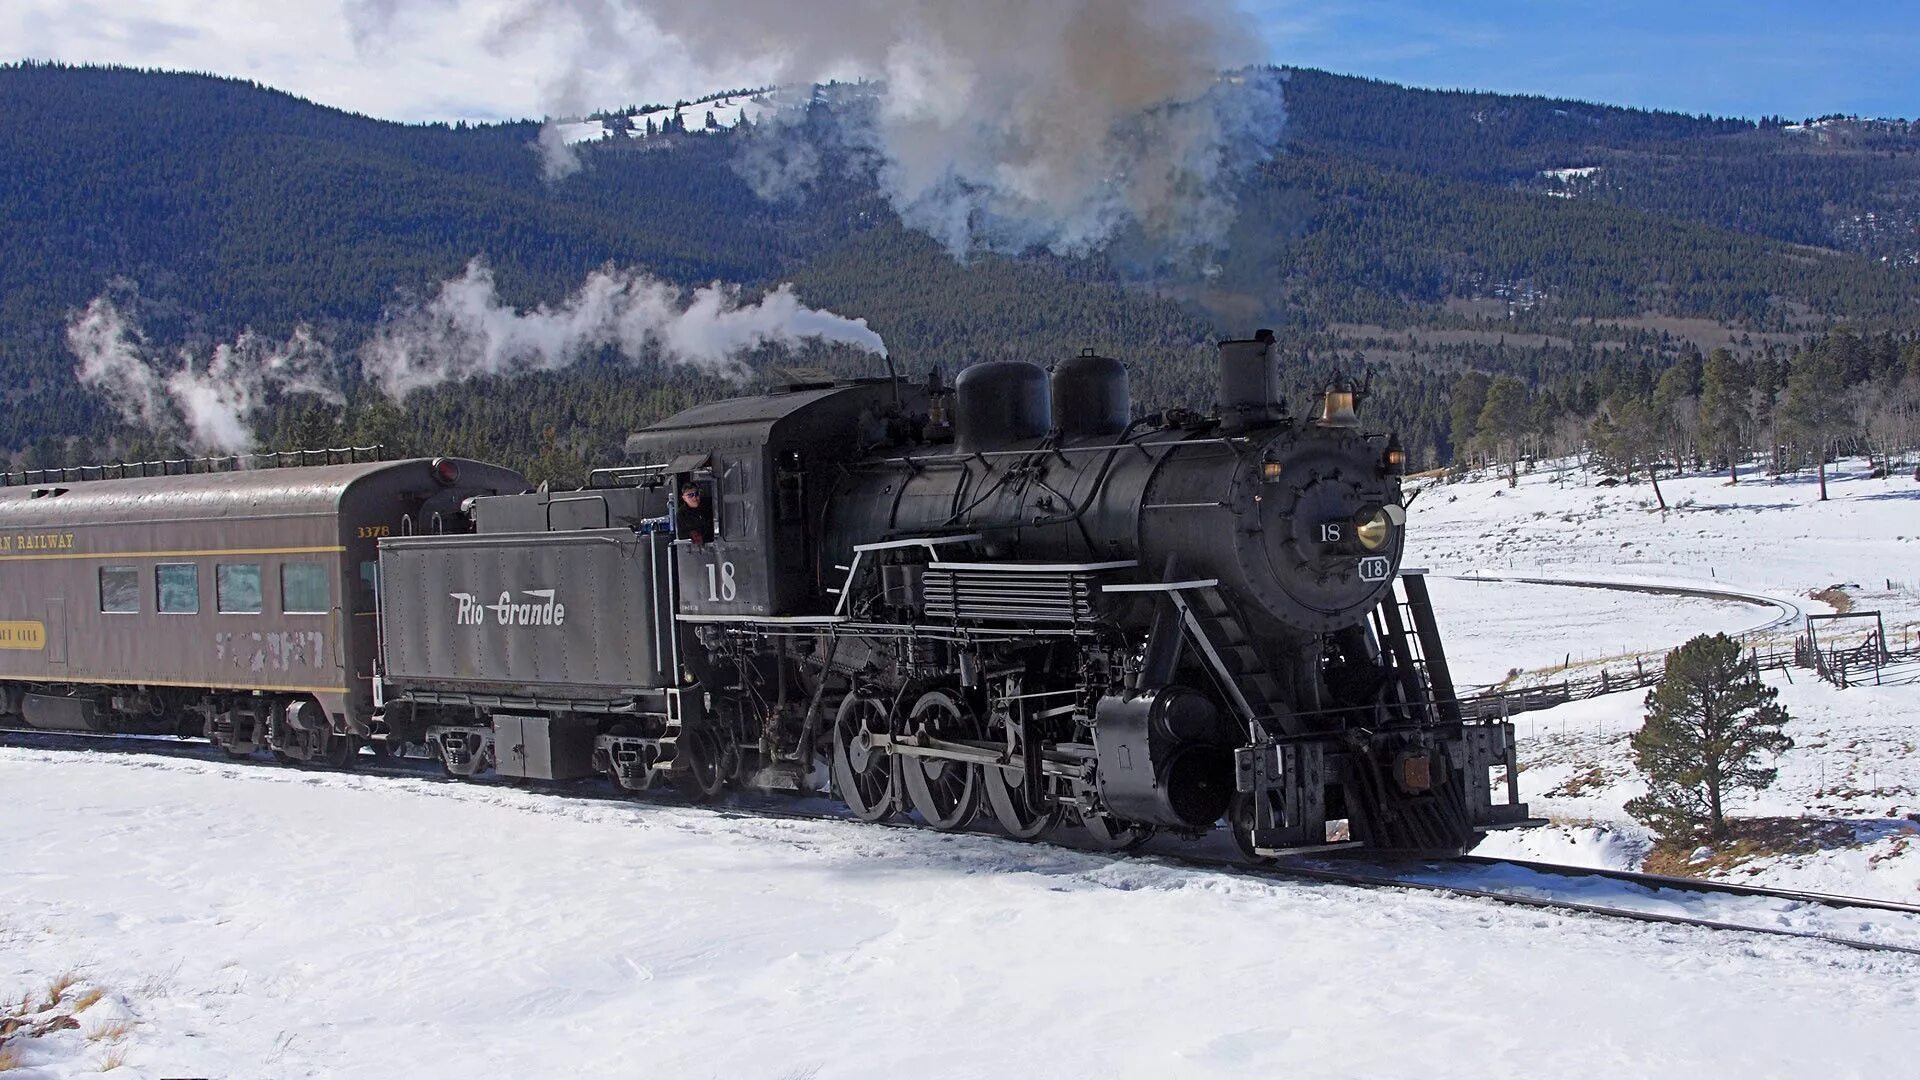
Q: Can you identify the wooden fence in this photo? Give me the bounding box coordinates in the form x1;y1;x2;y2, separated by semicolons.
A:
1456;638;1911;721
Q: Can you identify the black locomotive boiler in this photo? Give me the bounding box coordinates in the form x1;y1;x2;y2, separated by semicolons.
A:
376;333;1530;856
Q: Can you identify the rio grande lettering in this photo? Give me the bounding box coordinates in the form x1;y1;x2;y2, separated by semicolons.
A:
451;590;566;627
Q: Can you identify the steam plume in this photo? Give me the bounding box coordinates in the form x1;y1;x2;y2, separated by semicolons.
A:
359;259;887;399
66;296;343;455
349;0;1284;257
534;123;584;181
70;264;883;447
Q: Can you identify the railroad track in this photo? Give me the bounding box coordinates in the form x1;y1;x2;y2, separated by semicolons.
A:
7;728;1920;958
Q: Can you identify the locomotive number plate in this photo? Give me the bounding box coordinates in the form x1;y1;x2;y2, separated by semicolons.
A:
1357;556;1391;583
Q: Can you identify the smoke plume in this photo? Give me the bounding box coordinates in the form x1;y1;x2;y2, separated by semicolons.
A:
534;122;584;181
348;0;1284;257
70;264;883;447
359;259;887;399
66;296;343;455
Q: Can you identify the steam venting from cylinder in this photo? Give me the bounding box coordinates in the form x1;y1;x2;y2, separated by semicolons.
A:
1051;350;1131;440
1216;327;1283;428
954;360;1051;451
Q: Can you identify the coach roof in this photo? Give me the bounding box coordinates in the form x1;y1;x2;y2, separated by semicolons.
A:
0;459;475;529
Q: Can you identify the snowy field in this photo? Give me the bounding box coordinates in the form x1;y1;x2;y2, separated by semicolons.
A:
3;748;1918;1080
1407;456;1920;642
1424;576;1761;687
1472;670;1920;899
1418;457;1920;897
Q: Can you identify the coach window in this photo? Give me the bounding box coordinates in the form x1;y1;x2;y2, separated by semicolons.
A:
281;562;329;614
217;563;263;615
98;566;139;614
156;563;200;615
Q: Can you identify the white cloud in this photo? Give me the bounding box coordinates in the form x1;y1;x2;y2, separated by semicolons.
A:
1;0;740;122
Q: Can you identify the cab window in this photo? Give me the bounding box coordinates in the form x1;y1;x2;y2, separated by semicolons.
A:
676;479;716;543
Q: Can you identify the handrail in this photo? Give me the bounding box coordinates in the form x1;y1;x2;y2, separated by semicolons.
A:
2;445;388;486
834;533;983;617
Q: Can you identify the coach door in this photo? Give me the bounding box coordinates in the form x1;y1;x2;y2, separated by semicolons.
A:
43;597;66;666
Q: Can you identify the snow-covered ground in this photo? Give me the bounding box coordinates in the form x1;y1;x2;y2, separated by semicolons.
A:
555;91;777;144
3;749;1918;1080
1472;670;1920;899
1417;456;1920;899
1409;456;1920;641
1425;576;1762;687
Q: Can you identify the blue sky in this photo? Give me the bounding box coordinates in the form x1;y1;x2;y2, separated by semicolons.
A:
1252;1;1918;119
2;1;1912;123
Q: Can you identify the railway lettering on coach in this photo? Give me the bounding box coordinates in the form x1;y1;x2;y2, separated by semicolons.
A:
451;590;567;628
0;531;76;553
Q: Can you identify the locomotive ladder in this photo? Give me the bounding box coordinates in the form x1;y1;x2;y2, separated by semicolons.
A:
1370;570;1464;726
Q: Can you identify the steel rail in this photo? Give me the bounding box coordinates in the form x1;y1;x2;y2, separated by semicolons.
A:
1450;853;1920;916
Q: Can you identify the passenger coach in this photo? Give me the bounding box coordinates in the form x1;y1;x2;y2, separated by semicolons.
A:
0;457;525;762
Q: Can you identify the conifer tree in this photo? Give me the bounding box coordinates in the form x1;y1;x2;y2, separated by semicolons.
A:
1698;347;1748;483
1477;374;1529;487
1781;345;1849;500
1626;633;1791;841
1447;371;1490;469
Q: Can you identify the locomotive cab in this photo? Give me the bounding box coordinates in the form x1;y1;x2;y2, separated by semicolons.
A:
618;378;924;619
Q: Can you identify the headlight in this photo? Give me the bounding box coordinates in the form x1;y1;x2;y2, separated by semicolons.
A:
1354;507;1392;551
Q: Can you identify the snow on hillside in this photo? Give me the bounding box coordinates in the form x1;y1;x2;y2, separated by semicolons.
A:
1474;671;1920;898
1415;457;1920;896
556;90;779;145
1535;165;1602;198
1409;456;1920;658
1426;576;1760;688
3;749;1917;1079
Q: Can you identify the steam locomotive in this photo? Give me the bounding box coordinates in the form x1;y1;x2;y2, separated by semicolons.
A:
377;332;1529;856
0;333;1528;858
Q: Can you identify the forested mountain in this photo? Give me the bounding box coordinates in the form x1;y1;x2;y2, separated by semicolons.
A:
2;62;1917;479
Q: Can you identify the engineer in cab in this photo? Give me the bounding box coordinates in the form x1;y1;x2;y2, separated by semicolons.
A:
677;482;713;546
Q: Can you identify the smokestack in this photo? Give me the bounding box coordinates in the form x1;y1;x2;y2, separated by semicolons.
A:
1216;327;1278;426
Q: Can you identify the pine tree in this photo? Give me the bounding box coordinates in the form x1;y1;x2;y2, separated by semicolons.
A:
1447;371;1490;468
1697;347;1748;483
1780;345;1849;500
1477;374;1529;487
1626;633;1791;841
1589;390;1666;509
1651;364;1696;473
